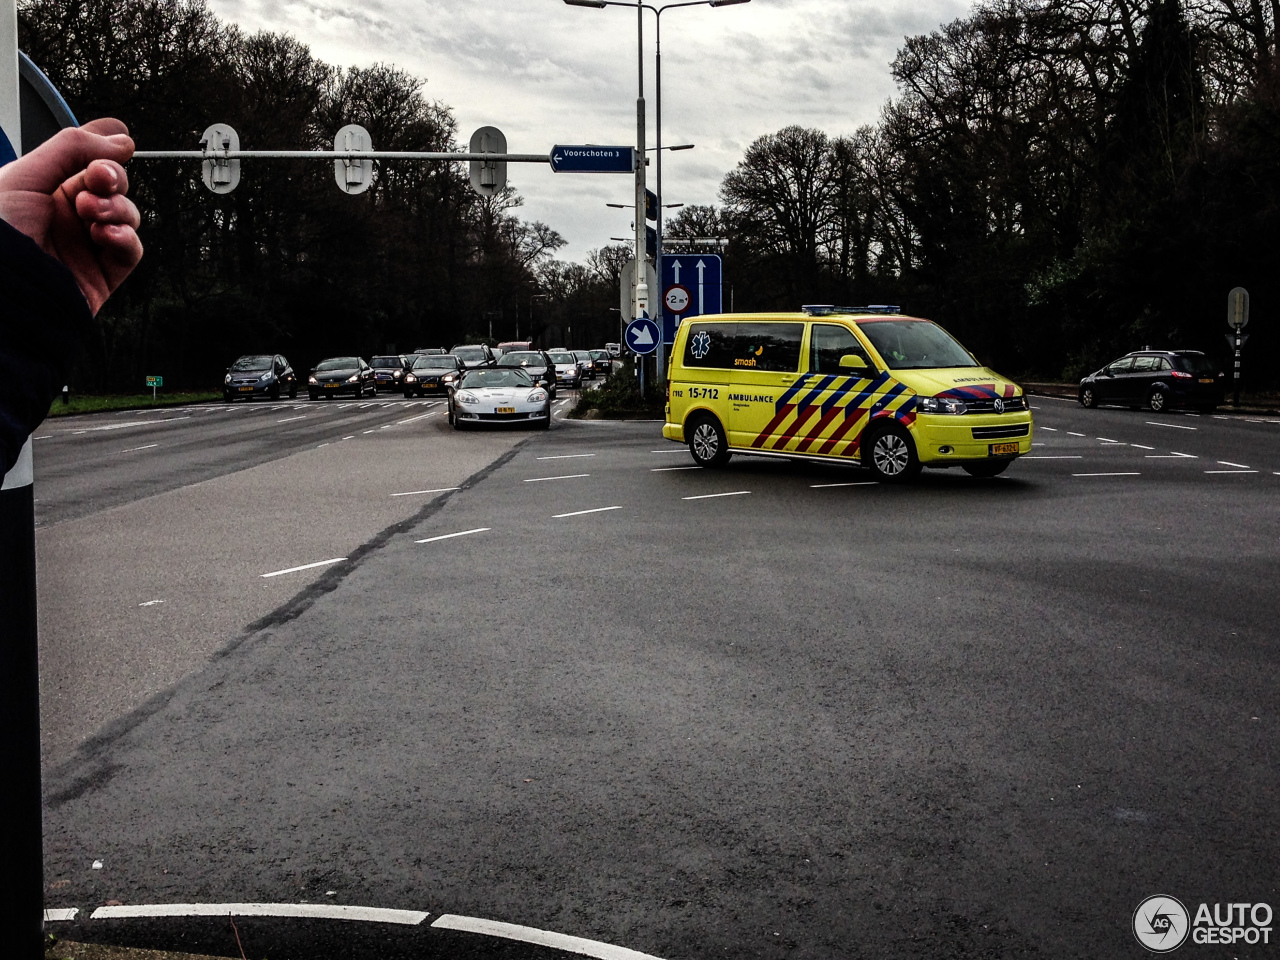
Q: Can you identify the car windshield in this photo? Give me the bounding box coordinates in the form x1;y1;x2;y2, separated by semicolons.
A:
590;350;608;360
498;353;544;367
371;357;402;367
1174;354;1217;375
315;357;359;371
461;369;533;389
573;351;591;361
453;347;486;360
855;319;978;369
548;352;574;363
413;356;457;370
230;356;273;372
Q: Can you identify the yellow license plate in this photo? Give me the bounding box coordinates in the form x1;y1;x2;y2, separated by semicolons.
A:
324;383;339;388
496;407;516;414
1199;378;1214;383
990;442;1019;456
238;386;254;392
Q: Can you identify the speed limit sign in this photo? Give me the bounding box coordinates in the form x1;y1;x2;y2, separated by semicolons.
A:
664;284;691;314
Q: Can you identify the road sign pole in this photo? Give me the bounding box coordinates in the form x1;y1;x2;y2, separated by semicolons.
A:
1227;287;1249;408
633;2;648;398
1233;333;1241;407
654;17;664;388
0;3;46;957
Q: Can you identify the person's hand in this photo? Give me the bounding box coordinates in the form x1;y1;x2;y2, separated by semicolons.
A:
0;117;142;315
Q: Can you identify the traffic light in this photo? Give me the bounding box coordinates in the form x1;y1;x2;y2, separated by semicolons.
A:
645;189;657;222
646;226;657;259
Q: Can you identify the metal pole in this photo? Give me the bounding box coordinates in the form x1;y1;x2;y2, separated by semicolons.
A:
634;1;647;398
1233;333;1241;407
655;12;664;386
0;3;46;956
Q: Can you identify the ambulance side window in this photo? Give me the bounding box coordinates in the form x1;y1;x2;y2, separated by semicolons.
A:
734;323;804;372
810;324;869;374
683;322;739;368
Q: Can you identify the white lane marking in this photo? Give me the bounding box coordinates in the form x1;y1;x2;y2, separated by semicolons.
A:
1021;455;1083;459
1067;431;1085;437
44;909;78;922
1145;452;1197;458
651;449;686;453
811;481;877;488
1218;460;1251;469
342;436;355;440
1073;472;1141;477
391;487;460;497
1146;421;1196;430
138;599;165;607
397;412;437;424
1205;470;1258;474
337;403;354;409
380;424;393;429
363;429;376;434
683;491;751;500
1096;437;1122;443
1184;412;1200;417
90;903;427;925
554;505;622;518
651;466;700;472
1246;418;1266;423
524;474;590;483
277;415;307;424
414;527;490;544
1039;426;1058;431
538;454;596;460
1130;444;1154;450
1213;415;1229;420
1031;394;1076;402
121;443;159;453
33;435;53;440
260;557;346;578
431;915;663;960
1030;405;1041;410
317;443;330;448
78;416;192;432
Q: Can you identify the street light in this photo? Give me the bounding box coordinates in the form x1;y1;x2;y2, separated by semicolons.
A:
563;0;749;384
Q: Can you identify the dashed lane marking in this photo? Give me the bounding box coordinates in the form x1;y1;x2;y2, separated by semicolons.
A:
1039;426;1058;431
1021;456;1083;459
90;903;427;925
1145;452;1197;458
1146;421;1196;430
525;474;590;482
811;481;878;488
415;527;490;544
1205;470;1258;474
277;415;307;423
652;465;700;471
397;411;437;425
683;491;751;500
76;416;192;432
342;436;355;440
1032;395;1076;402
1218;460;1252;468
138;600;164;607
651;449;687;454
121;443;159;453
431;915;663;960
317;443;329;448
553;506;622;518
44;909;77;922
1073;472;1141;477
391;487;460;497
538;454;596;460
1067;431;1085;437
260;558;346;578
33;435;52;440
1130;444;1154;450
1097;437;1122;443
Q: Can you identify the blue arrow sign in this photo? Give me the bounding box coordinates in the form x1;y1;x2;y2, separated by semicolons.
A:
661;254;722;344
550;145;635;173
625;315;661;356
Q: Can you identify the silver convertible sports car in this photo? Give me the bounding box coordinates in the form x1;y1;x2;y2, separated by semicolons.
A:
448;367;552;430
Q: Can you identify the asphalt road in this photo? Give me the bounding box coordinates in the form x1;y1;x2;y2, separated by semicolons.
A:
38;397;1280;959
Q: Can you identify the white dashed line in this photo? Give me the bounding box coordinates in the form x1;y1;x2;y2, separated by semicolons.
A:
524;474;589;482
1145;452;1197;458
1130;444;1154;450
390;487;459;497
90;903;427;925
1021;456;1083;459
33;435;53;440
1038;426;1058;432
1073;472;1141;477
1067;431;1085;437
683;491;751;500
651;465;701;471
537;454;596;460
1096;437;1122;443
77;416;192;432
342;436;355;440
397;412;437;424
810;481;878;488
317;443;329;448
431;915;663;960
121;443;159;453
1213;415;1229;420
651;449;687;453
1205;470;1258;474
1146;421;1196;430
277;415;306;423
1218;461;1251;469
363;429;376;434
138;600;164;607
44;909;78;922
260;558;346;578
414;527;490;544
553;506;622;518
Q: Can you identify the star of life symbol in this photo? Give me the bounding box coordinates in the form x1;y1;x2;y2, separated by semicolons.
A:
691;330;712;359
1134;895;1190;952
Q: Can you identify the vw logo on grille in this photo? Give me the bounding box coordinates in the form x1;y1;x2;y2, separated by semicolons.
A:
993;397;1005;413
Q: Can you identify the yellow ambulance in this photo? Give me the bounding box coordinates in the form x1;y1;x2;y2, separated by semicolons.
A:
662;306;1032;481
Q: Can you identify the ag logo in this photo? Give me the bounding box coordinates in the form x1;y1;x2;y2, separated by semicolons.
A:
1134;896;1190;952
993;397;1005;413
690;330;712;360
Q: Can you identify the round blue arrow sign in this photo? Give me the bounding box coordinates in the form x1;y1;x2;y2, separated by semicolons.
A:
625;316;661;356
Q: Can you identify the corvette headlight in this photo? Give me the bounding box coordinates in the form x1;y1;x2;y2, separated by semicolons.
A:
527;390;547;403
347;374;359;383
918;396;967;415
456;392;479;404
308;376;318;384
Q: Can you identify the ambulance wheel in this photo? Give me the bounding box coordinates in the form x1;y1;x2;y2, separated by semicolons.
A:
688;414;730;468
963;460;1010;478
863;424;921;483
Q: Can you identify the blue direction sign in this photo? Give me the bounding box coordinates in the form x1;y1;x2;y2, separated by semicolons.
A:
550;145;635;173
625;315;661;356
661;254;722;344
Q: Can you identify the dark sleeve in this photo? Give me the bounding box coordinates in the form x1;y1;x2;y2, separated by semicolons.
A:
0;218;94;476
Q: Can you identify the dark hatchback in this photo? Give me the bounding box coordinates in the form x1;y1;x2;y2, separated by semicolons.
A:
371;355;412;392
1079;350;1224;413
496;350;558;400
308;356;377;399
224;354;298;401
404;354;463;397
449;344;496;370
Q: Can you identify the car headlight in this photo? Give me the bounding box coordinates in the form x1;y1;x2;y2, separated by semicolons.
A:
456;391;479;404
527;390;547;403
405;374;417;383
260;372;274;382
347;374;359;383
394;370;403;378
308;376;318;384
443;373;456;382
917;396;967;414
224;374;232;384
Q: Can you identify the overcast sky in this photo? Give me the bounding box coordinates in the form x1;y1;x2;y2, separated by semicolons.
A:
206;0;969;263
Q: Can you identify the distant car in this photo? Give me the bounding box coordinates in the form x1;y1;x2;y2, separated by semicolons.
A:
495;340;532;358
496;350;558;400
546;350;582;388
414;347;446;355
572;350;597;381
308;356;377;400
1078;350;1224;413
371;354;412;392
448;367;551;430
589;349;612;377
606;342;621;358
450;344;496;370
224;354;298;401
404;354;463;397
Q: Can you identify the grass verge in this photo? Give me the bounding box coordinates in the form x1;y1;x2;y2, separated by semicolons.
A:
569;362;664;420
46;393;222;417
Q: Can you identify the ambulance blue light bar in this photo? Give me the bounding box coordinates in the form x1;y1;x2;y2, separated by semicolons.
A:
801;304;901;316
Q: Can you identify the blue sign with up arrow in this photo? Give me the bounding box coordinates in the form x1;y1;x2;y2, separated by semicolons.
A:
661;254;722;344
625;315;661;356
550;145;635;173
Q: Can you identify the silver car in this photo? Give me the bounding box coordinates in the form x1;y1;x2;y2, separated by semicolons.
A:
546;350;582;388
448;367;552;430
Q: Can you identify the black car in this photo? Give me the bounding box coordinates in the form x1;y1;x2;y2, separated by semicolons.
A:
1079;350;1224;413
308;356;377;400
588;349;613;377
449;344;496;370
495;350;558;400
404;354;463;397
223;354;298;401
371;354;412;392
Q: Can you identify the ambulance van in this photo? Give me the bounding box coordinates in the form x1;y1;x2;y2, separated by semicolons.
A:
662;306;1032;482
